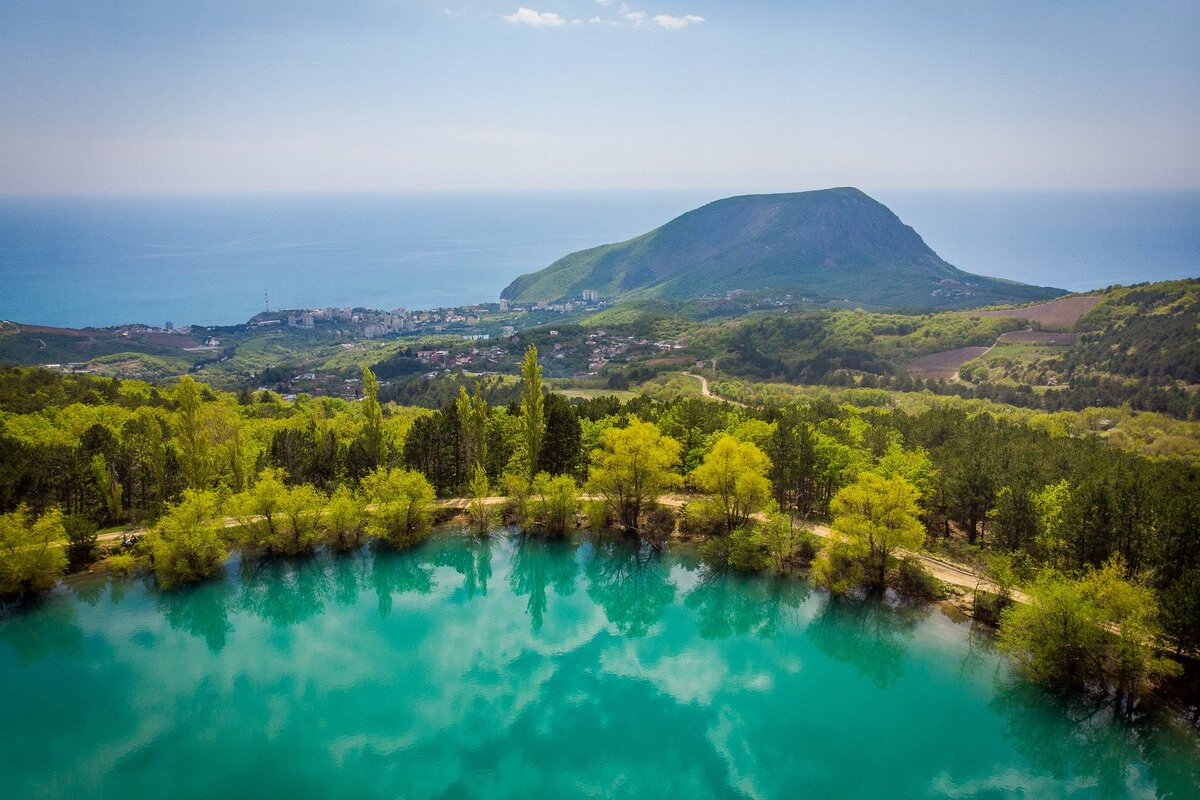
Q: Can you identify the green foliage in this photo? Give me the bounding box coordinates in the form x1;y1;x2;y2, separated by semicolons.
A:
830;471;925;590
689;434;773;533
467;466;494;535
726;527;769;572
529;473;578;537
893;557;939;600
0;506;67;598
361;467;436;549
359;367;386;470
586;419;682;533
105;553;139;576
998;562;1181;700
811;540;866;597
519;345;545;478
321;485;366;551
63;513;100;571
146;490;228;590
228;468;325;556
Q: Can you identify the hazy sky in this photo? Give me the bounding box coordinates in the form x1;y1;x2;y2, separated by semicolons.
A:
1;0;1197;194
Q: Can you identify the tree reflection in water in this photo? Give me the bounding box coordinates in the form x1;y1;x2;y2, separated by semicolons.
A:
157;575;235;653
507;534;577;632
0;596;84;666
684;568;808;640
585;537;675;637
806;595;921;690
370;546;435;618
238;556;333;627
431;534;493;600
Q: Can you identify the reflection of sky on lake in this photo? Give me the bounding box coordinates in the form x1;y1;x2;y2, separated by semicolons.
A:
1;529;1196;799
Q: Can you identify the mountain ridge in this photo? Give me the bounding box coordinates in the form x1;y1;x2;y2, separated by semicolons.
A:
501;188;1065;310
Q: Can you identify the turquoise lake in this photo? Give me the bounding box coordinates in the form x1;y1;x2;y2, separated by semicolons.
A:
1;531;1197;799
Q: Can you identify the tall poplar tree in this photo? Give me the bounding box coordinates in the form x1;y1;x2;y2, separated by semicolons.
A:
519;345;545;479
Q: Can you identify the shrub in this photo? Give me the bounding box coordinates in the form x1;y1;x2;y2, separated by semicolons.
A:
811;541;865;596
0;506;68;598
679;500;726;539
727;527;768;572
64;514;100;571
894;557;939;599
146;491;228;590
529;473;578;536
362;467;437;549
105;553;139;577
641;505;677;547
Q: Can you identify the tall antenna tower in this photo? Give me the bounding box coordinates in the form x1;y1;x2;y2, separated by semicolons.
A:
264;289;270;313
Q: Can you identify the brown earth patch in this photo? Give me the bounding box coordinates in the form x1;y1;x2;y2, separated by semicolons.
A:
905;346;991;380
964;295;1101;330
995;330;1078;345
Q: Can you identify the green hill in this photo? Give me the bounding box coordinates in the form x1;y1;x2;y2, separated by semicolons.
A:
501;188;1065;310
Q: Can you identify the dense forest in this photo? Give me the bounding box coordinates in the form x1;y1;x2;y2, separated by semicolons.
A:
1;356;1198;707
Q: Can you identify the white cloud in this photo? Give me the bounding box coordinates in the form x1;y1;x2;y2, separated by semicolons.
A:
504;7;567;27
595;0;613;5
623;10;646;27
654;14;704;30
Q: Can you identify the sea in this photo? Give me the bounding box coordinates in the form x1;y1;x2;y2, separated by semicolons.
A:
0;190;1196;329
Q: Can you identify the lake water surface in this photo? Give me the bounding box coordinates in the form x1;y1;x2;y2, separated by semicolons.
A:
1;531;1197;799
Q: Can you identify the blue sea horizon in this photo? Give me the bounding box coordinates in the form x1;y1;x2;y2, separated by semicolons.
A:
0;190;1196;328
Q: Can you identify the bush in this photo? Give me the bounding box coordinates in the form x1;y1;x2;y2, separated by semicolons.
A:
105;553;139;577
0;506;68;598
64;514;100;571
727;527;768;572
811;541;865;596
585;500;614;532
698;534;733;570
501;473;532;526
998;561;1181;700
362;467;436;549
146;491;228;590
679;500;726;539
893;557;939;599
529;473;578;536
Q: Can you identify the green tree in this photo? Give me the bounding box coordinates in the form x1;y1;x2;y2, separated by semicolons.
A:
228;468;291;555
828;471;925;590
456;384;490;472
690;434;773;533
90;453;124;523
518;345;545;478
998;561;1180;701
63;513;100;571
467;465;494;535
175;376;209;489
541;392;582;477
0;506;67;598
146;490;228;589
321;485;366;551
530;473;578;536
586;419;682;533
759;513;817;573
361;467;436;549
360;367;386;469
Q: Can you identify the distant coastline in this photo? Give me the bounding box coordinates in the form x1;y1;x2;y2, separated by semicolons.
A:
1;190;1196;329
